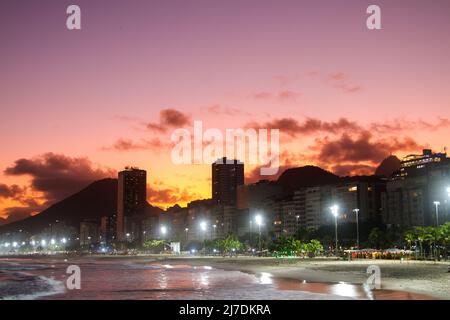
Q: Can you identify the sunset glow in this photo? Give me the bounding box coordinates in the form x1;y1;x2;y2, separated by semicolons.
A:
2;0;450;223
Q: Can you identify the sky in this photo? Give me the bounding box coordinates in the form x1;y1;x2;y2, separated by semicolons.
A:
1;0;450;224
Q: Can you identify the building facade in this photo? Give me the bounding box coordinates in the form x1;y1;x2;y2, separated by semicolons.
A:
212;157;244;206
117;167;147;242
382;149;450;227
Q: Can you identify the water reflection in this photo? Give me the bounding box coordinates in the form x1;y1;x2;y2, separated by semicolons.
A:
259;272;273;284
330;283;358;298
1;258;434;300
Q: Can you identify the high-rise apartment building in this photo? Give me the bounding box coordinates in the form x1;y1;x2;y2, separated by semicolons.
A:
212;157;244;206
117;167;147;241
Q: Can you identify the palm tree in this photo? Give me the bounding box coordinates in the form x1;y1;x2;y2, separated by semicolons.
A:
422;226;437;259
405;230;415;251
414;227;426;258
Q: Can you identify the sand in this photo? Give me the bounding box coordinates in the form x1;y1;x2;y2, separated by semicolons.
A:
156;256;450;299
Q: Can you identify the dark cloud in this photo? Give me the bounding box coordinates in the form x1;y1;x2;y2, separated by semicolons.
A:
246;117;360;138
103;137;172;152
370;118;450;133
0;184;25;199
311;131;424;164
147;109;191;132
4;153;115;204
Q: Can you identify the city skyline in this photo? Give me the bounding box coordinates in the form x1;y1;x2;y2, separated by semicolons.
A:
2;0;450;225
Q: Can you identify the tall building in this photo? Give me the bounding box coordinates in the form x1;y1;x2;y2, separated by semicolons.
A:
382;149;450;227
80;220;100;248
212;157;244;206
100;214;116;244
293;177;385;230
117;167;147;241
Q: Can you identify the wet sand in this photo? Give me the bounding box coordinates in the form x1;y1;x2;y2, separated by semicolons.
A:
155;256;450;300
1;254;448;300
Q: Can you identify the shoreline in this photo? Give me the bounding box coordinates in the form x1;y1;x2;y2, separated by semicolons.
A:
1;254;448;300
154;256;450;300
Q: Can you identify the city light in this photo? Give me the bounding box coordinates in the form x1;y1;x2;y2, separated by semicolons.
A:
255;214;263;226
433;201;441;226
160;225;167;235
61;238;67;244
330;204;339;255
50;239;56;245
353;208;360;249
200;221;207;232
41;239;46;246
254;214;263;252
330;205;339;217
12;242;18;248
30;240;36;246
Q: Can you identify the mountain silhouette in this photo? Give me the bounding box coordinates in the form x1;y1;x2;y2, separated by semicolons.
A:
375;155;401;177
0;178;162;234
276;165;340;196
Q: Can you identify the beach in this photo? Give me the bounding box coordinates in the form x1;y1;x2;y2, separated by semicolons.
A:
1;255;448;300
156;256;450;300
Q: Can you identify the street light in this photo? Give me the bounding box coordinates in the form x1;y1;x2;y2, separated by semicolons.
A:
330;205;339;256
255;214;263;253
185;227;189;242
433;201;440;226
160;226;167;238
200;221;208;254
249;219;253;249
353;208;360;249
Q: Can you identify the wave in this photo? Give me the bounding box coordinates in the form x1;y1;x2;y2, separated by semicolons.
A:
0;270;66;300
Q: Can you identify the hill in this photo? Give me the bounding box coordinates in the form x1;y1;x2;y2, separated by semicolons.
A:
0;178;162;234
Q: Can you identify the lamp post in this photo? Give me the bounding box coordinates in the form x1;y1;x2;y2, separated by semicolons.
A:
295;215;300;233
255;214;263;253
353;208;360;249
160;226;167;239
330;205;339;256
433;201;440;226
185;228;189;242
249;219;253;250
160;226;167;251
200;221;207;254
